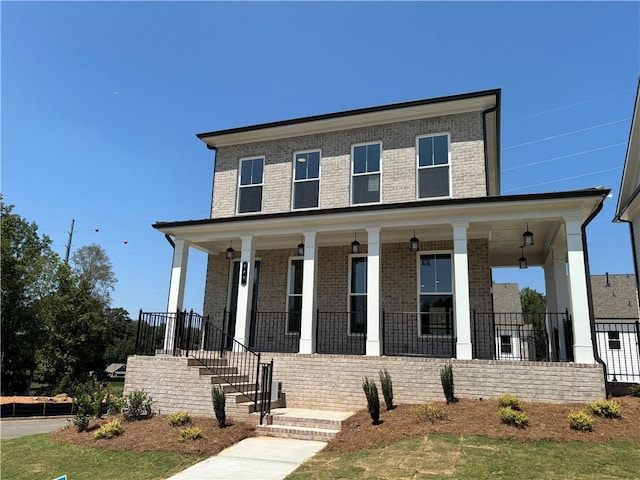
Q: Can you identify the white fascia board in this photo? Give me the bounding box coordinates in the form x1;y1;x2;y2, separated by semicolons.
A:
200;96;496;148
157;195;604;244
616;81;640;219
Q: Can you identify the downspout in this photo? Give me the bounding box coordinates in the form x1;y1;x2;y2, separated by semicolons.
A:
482;106;498;197
164;234;176;313
581;193;610;396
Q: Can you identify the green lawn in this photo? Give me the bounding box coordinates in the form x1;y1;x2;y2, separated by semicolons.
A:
287;435;640;480
1;434;203;480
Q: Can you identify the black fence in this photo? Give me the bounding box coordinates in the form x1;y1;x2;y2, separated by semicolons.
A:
595;320;640;383
382;312;455;358
316;311;366;355
1;402;74;418
251;311;300;353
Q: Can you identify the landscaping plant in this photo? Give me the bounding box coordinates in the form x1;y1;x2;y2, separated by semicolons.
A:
362;377;381;425
440;363;457;403
122;390;155;421
497;393;522;411
94;419;124;439
71;379;109;431
168;412;192;427
379;369;394;411
179;426;203;441
588;399;622;419
629;384;640;398
211;385;227;428
568;410;593;432
498;407;529;428
415;402;446;423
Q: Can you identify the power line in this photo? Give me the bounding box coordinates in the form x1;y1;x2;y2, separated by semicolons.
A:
502;142;627;172
503;118;630;150
503;166;622;193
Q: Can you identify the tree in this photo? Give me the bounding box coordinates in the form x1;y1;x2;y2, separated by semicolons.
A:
520;287;548;361
71;244;116;304
103;308;137;364
1;200;60;394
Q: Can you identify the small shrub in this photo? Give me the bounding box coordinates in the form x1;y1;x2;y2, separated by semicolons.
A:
122;390;155;421
105;394;124;415
568;410;593;432
94;419;124;439
211;385;226;428
179;426;203;441
415;402;446;423
168;411;192;427
588;399;622;419
497;393;522;411
362;377;381;425
72;415;91;433
629;384;640;398
379;369;394;411
498;407;529;428
71;379;108;429
440;363;457;404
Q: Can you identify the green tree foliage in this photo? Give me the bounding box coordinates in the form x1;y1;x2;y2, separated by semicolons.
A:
71;244;116;303
103;308;137;364
520;287;548;361
1;200;60;394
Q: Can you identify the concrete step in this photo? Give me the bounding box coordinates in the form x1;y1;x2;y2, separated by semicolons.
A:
198;366;239;376
187;358;228;367
255;424;340;441
210;374;249;384
229;397;285;414
268;409;349;430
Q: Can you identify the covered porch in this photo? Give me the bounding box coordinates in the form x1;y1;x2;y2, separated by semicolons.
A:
151;189;608;364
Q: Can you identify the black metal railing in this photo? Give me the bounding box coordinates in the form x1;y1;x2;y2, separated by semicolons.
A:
595;319;640;383
316;311;367;355
136;311;274;424
251;311;300;353
382;311;455;357
259;359;274;425
472;312;560;361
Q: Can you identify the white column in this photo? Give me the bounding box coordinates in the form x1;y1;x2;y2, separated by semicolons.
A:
164;239;190;352
366;227;382;356
543;252;559;360
299;232;318;354
565;218;595;364
233;235;255;349
551;245;570;361
452;222;472;359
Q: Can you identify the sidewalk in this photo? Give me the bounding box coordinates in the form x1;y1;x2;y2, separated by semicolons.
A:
165;436;326;480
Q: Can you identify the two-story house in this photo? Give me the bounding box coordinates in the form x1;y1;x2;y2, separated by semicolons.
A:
128;89;610;413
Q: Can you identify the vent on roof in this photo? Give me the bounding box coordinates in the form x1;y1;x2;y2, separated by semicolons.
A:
605;272;611;287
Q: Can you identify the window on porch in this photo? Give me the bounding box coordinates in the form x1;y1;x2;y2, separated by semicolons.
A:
419;253;453;336
349;255;367;335
287;258;303;334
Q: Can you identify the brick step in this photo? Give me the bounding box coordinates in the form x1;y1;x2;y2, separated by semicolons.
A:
269;414;344;430
217;382;255;395
255;424;339;441
228;397;285;414
187;358;228;367
210;374;249;384
198;366;239;376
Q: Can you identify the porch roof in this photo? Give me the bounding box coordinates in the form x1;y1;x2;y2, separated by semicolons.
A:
153;187;609;268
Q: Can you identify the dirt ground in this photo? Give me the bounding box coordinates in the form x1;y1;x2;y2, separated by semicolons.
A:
0;394;73;404
47;396;640;456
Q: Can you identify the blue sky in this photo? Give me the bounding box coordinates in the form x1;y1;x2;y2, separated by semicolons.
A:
2;1;639;316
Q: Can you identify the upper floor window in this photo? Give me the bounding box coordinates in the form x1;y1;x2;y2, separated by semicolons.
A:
417;134;450;199
351;142;381;205
293;150;320;210
238;157;264;213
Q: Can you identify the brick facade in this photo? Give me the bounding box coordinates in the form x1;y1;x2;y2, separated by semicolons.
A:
211;112;486;218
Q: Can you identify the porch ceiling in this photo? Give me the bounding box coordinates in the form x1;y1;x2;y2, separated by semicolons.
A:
154;189;608;270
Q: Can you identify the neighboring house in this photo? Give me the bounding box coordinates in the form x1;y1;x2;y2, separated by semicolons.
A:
126;88;612;413
592;273;640;383
153;88;606;364
615;79;640;299
105;363;126;379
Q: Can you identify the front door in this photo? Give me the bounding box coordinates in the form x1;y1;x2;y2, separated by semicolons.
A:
226;260;260;349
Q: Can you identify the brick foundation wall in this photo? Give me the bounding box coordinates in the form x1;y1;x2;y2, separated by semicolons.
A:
126;354;606;417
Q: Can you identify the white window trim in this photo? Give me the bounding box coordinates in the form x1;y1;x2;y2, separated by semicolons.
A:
291;149;321;211
285;256;304;335
416;250;454;338
415;133;452;201
347;253;367;336
236;155;265;215
350;141;382;206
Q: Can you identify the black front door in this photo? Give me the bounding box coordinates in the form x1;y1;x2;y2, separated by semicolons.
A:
226;260;260;349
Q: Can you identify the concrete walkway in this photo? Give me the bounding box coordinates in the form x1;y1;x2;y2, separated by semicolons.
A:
165;436;326;480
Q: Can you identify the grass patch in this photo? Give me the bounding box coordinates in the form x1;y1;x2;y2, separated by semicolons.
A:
287;435;640;480
1;434;203;480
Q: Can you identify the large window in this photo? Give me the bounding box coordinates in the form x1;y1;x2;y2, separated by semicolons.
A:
287;258;303;334
418;253;453;335
349;256;367;335
417;134;450;199
293;150;320;210
352;142;381;205
238;157;264;213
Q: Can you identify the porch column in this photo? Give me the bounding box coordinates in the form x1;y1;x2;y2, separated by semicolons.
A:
452;222;472;359
548;244;570;361
163;239;190;353
234;235;255;350
366;227;382;356
564;218;595;364
299;231;317;354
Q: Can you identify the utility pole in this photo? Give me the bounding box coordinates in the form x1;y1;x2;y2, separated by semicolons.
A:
64;219;75;264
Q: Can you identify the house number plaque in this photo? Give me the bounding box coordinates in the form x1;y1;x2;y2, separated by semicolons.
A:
241;261;248;286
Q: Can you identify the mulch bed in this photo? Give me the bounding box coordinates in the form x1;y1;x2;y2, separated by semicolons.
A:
50;415;255;456
326;396;640;453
